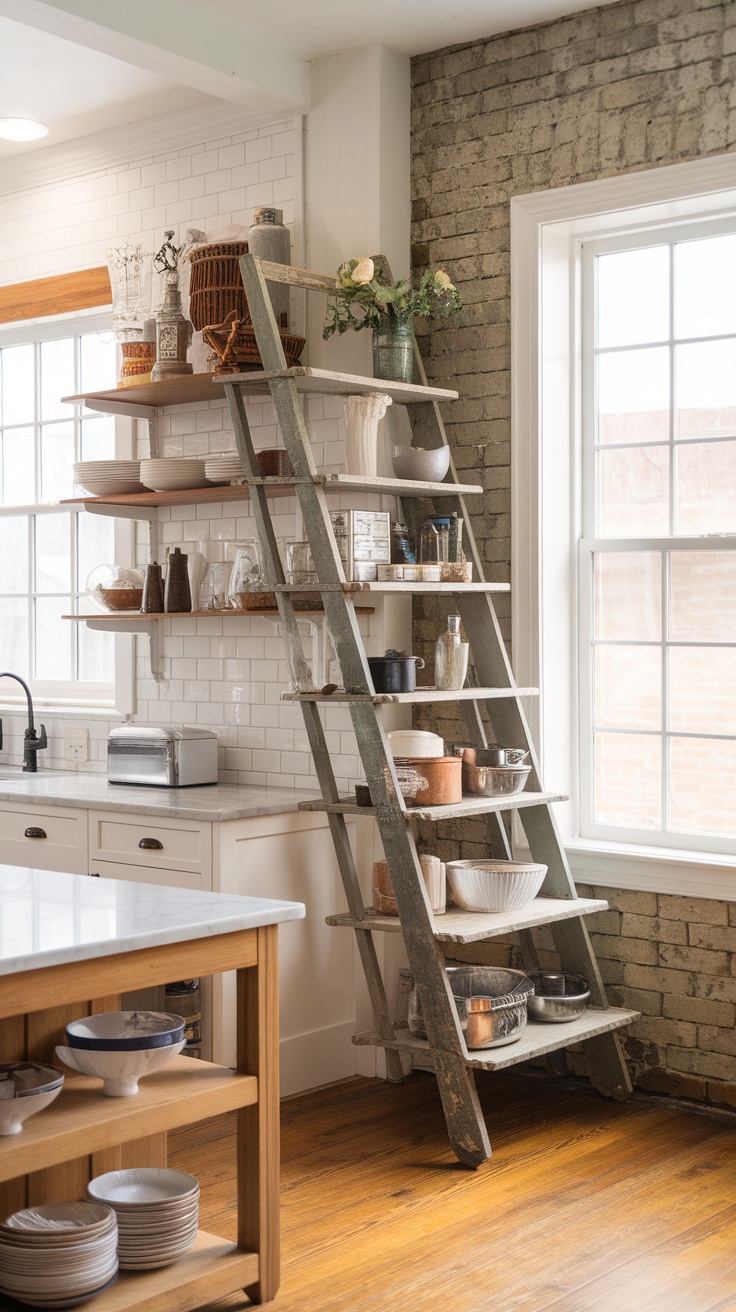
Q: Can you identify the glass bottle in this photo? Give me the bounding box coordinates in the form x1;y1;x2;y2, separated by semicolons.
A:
435;614;469;691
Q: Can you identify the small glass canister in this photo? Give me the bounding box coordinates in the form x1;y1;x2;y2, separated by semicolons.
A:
435;613;469;691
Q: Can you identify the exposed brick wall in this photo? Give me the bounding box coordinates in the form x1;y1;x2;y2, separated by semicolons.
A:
411;0;736;1108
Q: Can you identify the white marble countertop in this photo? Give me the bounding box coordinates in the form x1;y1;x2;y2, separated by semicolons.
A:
0;865;305;975
0;770;320;822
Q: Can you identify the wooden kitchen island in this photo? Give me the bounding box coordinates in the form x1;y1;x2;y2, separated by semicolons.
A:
0;865;305;1309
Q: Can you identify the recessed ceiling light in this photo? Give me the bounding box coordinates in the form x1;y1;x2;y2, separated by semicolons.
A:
0;118;49;142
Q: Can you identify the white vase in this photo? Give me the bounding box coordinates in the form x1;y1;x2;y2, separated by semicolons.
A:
343;393;393;477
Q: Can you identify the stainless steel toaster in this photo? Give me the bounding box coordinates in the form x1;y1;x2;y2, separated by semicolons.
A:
107;726;218;788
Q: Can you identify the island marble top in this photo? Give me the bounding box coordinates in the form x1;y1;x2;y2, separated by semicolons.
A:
0;865;306;975
0;771;320;822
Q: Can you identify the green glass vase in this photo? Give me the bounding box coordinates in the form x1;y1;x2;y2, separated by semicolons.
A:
371;319;415;384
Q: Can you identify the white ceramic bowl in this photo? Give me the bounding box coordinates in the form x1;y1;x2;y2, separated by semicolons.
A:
446;859;548;912
0;1084;63;1137
140;459;206;492
391;445;451;483
387;729;445;759
88;1168;199;1208
56;1040;186;1097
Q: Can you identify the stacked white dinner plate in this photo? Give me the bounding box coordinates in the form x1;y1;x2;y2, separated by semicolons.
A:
140;458;207;492
204;455;245;484
73;461;144;496
87;1168;199;1271
0;1202;118;1308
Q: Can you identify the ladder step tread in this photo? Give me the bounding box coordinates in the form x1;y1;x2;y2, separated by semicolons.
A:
353;1008;639;1072
326;897;609;944
282;686;539;704
299;791;567;820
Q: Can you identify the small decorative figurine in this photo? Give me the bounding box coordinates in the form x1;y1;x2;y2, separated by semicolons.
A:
151;230;193;382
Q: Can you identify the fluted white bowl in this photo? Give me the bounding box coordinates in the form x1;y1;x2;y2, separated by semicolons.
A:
446;860;547;912
56;1041;185;1097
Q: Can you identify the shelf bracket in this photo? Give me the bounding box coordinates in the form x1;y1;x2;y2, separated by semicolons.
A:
83;503;157;524
84;617;163;683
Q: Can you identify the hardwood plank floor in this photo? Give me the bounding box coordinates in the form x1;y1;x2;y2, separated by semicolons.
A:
169;1071;736;1312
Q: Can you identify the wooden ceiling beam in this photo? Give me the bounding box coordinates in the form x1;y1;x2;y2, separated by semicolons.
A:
0;267;111;324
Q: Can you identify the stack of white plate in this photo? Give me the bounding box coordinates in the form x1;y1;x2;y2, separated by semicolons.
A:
140;459;206;492
88;1169;199;1271
73;461;144;496
204;455;245;484
0;1202;118;1308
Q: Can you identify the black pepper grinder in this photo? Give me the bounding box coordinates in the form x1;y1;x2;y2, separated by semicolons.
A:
164;547;192;613
141;561;164;614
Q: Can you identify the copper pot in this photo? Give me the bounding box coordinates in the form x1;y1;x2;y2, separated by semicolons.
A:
395;755;462;806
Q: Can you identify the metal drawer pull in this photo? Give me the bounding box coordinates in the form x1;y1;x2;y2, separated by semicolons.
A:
138;837;163;850
24;827;47;839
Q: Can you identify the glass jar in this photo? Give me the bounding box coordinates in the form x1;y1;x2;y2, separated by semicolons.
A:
435;614;469;691
419;516;451;564
228;542;263;605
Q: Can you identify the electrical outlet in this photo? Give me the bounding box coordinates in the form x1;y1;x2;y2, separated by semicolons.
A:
64;728;89;763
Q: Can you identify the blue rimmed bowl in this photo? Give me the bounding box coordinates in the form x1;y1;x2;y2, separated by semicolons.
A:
65;1012;185;1053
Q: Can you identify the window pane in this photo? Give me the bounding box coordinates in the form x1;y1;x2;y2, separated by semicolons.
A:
80;415;115;461
595;646;661;730
40;422;74;503
597;247;669;348
0;517;28;593
674;233;736;340
77;509;114;590
594;732;661;828
34;597;71;680
35;514;70;593
669;647;736;736
669;736;736;838
670;552;736;641
1;345;34;426
40;338;74;421
597;347;669;445
598;445;669;536
2;427;35;506
675;440;736;535
0;598;29;671
594;552;661;641
675;340;736;440
80;333;116;396
77;621;114;683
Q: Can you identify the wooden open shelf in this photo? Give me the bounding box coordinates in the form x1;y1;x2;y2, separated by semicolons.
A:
62;366;459;414
326;896;609;946
299;790;567;822
0;1231;259;1312
0;1059;256;1184
62;471;483;511
63;607;375;621
353;1008;639;1073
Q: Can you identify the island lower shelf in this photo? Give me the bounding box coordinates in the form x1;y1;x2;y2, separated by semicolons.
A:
0;1230;259;1312
0;1058;257;1184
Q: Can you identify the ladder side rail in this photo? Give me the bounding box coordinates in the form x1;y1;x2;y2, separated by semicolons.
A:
241;255;491;1165
226;347;406;1084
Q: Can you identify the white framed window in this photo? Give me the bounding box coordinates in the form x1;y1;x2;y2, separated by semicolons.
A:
579;224;736;858
0;312;130;710
511;153;736;898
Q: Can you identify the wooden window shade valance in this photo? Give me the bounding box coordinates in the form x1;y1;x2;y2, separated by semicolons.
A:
0;267;111;323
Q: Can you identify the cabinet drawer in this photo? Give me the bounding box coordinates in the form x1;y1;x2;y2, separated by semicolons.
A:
89;812;211;878
89;859;211;892
0;804;88;873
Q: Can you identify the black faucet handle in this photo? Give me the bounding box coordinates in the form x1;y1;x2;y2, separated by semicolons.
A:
24;725;47;752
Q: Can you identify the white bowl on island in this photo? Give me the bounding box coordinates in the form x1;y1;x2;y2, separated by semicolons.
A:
0;1063;64;1136
55;1040;186;1097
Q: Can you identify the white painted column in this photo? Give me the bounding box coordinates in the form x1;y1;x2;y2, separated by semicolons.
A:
306;46;413;1079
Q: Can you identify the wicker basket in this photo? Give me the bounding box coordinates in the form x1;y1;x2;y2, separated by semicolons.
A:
188;241;249;332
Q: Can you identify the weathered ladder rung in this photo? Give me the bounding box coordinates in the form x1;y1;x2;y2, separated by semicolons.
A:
325;897;609;945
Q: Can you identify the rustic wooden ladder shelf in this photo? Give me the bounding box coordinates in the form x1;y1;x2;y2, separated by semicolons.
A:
222;252;637;1168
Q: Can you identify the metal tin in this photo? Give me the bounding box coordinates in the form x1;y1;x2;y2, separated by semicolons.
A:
330;510;391;581
107;726;218;788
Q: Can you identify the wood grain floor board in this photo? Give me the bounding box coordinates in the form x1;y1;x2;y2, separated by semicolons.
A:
169;1072;736;1311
